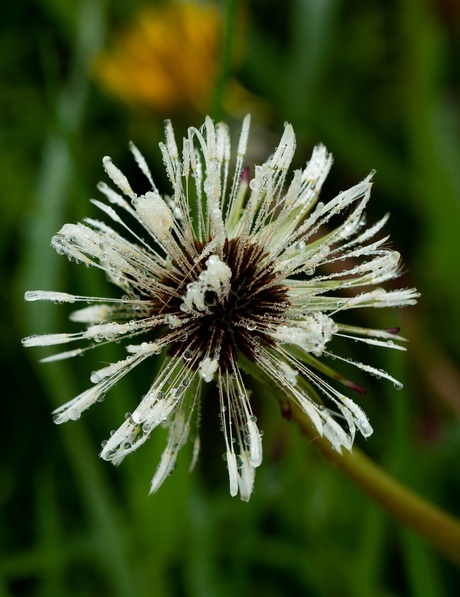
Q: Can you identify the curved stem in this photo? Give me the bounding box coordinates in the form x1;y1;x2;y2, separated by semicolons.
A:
291;406;460;567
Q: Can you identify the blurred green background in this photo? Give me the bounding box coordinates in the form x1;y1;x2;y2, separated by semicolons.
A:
2;0;460;595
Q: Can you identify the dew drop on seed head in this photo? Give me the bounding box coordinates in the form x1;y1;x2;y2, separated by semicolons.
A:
183;348;194;361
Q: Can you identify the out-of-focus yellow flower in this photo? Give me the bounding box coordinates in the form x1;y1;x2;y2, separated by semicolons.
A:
94;2;222;115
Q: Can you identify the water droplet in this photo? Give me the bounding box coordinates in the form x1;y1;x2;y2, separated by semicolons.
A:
183;348;194;361
69;409;80;421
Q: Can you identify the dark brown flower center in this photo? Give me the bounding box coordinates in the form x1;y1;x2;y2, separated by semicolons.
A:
150;237;289;372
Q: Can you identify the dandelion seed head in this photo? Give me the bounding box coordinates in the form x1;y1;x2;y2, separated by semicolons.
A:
23;115;419;500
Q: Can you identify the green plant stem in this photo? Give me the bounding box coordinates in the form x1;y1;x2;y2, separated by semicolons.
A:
291;406;460;567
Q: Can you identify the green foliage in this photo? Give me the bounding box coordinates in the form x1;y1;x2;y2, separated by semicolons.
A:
3;0;460;594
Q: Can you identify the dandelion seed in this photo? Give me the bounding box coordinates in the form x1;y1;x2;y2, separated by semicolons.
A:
23;115;419;500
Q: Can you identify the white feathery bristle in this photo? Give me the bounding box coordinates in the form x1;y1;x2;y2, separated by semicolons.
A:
133;191;174;240
247;419;263;467
342;397;373;437
22;333;73;347
52;386;101;424
322;415;353;453
298;144;333;206
40;348;85;363
129;141;155;187
70;305;112;323
149;449;176;494
102;156;136;199
24;291;77;303
273;313;337;356
271;123;296;171
227;451;239;497
198;357;218;383
238;453;255;502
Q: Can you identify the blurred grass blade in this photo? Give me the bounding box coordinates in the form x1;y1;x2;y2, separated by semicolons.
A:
400;0;460;330
211;0;238;119
354;504;387;597
19;0;138;594
402;530;446;597
285;0;338;121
